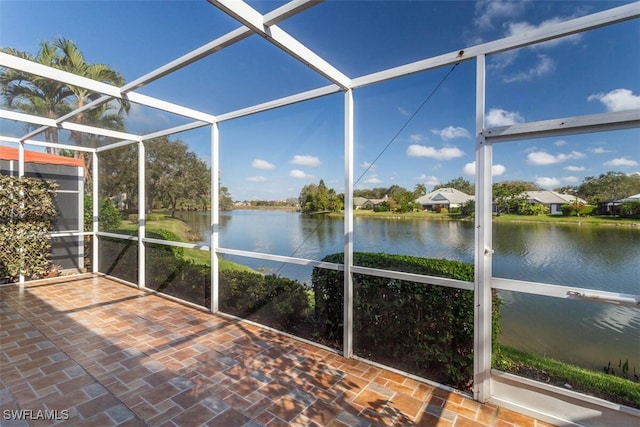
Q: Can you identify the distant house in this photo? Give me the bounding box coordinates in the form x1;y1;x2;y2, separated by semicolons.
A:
353;196;373;209
415;188;474;211
525;191;587;215
598;193;640;215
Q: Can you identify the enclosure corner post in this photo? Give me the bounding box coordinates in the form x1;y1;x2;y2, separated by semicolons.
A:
343;89;354;358
18;141;25;285
138;140;146;289
92;152;99;273
211;123;220;313
474;54;492;402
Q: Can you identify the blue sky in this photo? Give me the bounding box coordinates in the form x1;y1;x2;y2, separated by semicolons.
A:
1;0;639;201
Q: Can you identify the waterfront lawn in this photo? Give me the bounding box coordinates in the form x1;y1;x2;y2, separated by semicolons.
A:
114;214;252;272
497;346;640;409
344;210;639;225
492;214;639;226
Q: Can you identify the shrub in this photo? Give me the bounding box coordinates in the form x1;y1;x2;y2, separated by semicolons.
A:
313;252;502;390
219;270;309;328
460;200;475;217
620;201;640;219
520;203;549;216
0;175;58;280
84;196;122;231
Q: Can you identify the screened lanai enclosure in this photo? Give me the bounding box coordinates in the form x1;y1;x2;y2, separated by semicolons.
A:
1;1;639;425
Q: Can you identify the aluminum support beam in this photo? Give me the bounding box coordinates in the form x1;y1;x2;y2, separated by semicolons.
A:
216;84;341;123
263;0;320;26
483;109;640;143
352;2;640;88
474;55;492;402
17;141;24;285
208;0;351;89
211;124;220;313
138;141;146;289
92;152;99;274
343;89;354;358
0;109;141;142
124;0;317;92
141;121;210;142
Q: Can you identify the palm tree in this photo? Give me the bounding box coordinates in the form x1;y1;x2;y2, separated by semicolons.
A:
54;37;129;128
0;42;75;152
1;38;129;178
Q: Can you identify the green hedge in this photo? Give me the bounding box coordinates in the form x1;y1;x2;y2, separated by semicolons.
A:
219;270;309;329
98;230;309;325
0;175;58;280
313;252;501;389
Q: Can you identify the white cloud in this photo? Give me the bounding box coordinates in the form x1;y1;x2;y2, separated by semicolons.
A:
536;177;561;188
361;161;376;170
126;102;171;131
527;150;585;165
503;54;555;83
474;0;528;30
417;174;440;187
431;126;471;141
564;165;585;172
588;89;640;112
247;176;267;183
536;175;581;189
251;159;275;170
554;140;567;147
562;176;579;184
362;174;382;184
485;108;524;126
492;164;507;176
589;147;611;154
406;145;465;160
289;169;313;179
409;133;425;143
290;155;321;167
604;157;638;167
463;161;506;176
505;19;582;48
397;107;411;116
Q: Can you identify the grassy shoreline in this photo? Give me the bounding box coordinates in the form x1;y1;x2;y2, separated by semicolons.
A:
115;214;253;272
325;210;640;227
497;346;640;408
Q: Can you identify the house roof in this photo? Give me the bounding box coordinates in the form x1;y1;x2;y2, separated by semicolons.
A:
415;188;474;206
0;147;84;168
525;190;586;205
618;193;640;202
353;196;371;206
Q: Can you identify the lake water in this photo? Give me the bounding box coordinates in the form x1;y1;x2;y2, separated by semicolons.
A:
177;209;640;371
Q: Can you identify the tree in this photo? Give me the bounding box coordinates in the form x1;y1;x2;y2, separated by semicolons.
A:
146;136;210;217
299;180;343;213
1;38;129;184
414;183;427;198
577;172;640;204
1;43;73;151
219;186;234;211
493;180;538;215
435;177;475;195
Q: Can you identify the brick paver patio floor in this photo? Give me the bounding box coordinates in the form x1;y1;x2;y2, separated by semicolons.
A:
0;275;555;426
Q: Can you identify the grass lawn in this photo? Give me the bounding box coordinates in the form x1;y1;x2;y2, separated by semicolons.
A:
492;213;639;226
115;215;253;272
497;346;640;409
329;210;639;226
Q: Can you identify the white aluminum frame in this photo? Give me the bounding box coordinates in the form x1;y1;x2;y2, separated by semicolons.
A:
1;1;638;422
